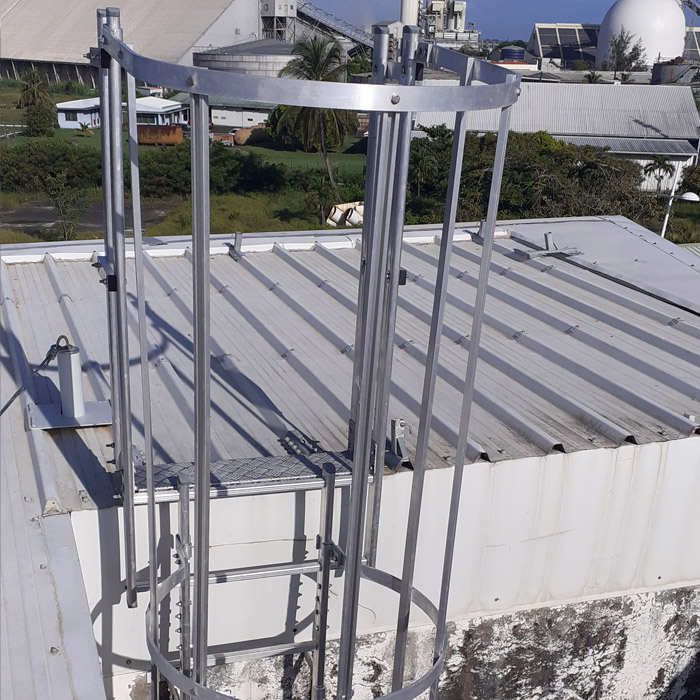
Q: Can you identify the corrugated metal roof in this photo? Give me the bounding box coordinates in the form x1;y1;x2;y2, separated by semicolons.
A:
553;135;699;156
0;0;235;64
681;243;700;258
416;82;700;141
1;217;698;520
1;273;107;699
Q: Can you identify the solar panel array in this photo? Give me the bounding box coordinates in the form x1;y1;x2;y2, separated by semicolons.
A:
526;23;599;65
685;27;700;62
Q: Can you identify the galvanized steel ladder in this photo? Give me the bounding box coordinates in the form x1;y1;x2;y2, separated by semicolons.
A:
95;8;518;699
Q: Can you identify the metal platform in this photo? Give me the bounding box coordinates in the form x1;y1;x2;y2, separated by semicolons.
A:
134;451;353;492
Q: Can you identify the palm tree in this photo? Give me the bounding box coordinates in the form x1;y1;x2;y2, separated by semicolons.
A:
278;37;354;196
18;68;51;108
644;156;675;192
583;70;602;84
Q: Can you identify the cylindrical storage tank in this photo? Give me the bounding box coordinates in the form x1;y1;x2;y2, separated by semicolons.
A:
597;0;686;68
501;46;526;61
57;345;85;418
400;0;419;26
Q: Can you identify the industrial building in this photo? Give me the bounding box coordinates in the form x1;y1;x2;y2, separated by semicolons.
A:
2;216;699;698
55;96;188;129
2;4;700;700
0;0;370;85
527;0;700;69
416;82;700;191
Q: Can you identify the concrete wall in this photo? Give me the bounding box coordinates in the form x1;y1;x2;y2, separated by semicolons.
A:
57;109;100;129
190;584;700;699
212;108;270;129
70;436;700;698
194;51;293;78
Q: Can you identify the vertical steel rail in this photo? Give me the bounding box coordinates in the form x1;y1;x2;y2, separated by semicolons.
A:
364;27;420;567
126;69;159;698
97;9;122;502
391;57;475;691
348;26;389;450
337;59;396;700
428;93;515;700
177;477;193;692
106;7;137;609
311;467;336;700
190;93;212;688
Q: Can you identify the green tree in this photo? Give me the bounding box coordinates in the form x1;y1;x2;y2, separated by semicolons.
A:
17;68;51;108
603;26;647;79
644;156;675;192
583;70;602;84
305;173;335;224
278;37;356;197
24;102;56;137
39;173;91;241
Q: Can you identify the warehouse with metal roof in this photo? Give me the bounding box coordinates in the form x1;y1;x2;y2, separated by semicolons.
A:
2;215;699;697
0;0;370;85
416;82;700;191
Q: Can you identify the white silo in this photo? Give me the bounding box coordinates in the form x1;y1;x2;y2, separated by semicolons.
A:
596;0;686;68
401;0;420;26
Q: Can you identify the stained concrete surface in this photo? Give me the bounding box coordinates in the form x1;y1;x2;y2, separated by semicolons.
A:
130;585;700;699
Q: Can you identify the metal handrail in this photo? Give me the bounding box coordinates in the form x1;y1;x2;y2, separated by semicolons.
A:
99;26;518;114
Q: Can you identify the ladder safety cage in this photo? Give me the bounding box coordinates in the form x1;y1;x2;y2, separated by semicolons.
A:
94;7;518;700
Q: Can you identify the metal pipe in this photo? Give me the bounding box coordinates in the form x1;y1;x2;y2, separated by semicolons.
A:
348;27;389;448
190;92;212;688
429;94;515;700
97;8;122;489
660;164;681;239
364;27;420;568
311;466;336;700
392;58;475;691
126;66;159;699
106;7;137;609
337;29;395;695
56;344;85;418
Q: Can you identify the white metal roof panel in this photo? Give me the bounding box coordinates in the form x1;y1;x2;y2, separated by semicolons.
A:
0;308;106;699
416;82;700;141
55;97;101;110
0;0;235;64
553;135;699;156
1;218;698;522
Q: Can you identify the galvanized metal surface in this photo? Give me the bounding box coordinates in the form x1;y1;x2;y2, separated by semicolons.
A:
2;218;698;520
0;379;106;699
681;242;700;258
508;215;700;314
553;135;699;156
416;82;700;142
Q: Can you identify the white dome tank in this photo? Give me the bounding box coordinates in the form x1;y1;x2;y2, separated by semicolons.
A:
597;0;686;68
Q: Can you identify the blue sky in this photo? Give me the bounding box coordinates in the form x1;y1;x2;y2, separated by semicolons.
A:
321;1;696;41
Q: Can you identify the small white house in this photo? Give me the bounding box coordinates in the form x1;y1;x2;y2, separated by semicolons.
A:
56;96;189;129
55;97;101;129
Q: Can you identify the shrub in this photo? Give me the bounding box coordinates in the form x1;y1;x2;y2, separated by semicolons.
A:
1;139;101;191
24;102;56;137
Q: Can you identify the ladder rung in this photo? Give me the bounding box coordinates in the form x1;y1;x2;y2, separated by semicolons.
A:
208;640;317;666
209;559;321;584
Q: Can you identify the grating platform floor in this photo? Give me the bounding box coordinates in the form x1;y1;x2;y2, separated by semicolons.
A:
134;451;353;491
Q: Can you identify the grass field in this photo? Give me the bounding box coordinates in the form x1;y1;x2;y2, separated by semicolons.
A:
147;191;328;237
240;137;367;175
